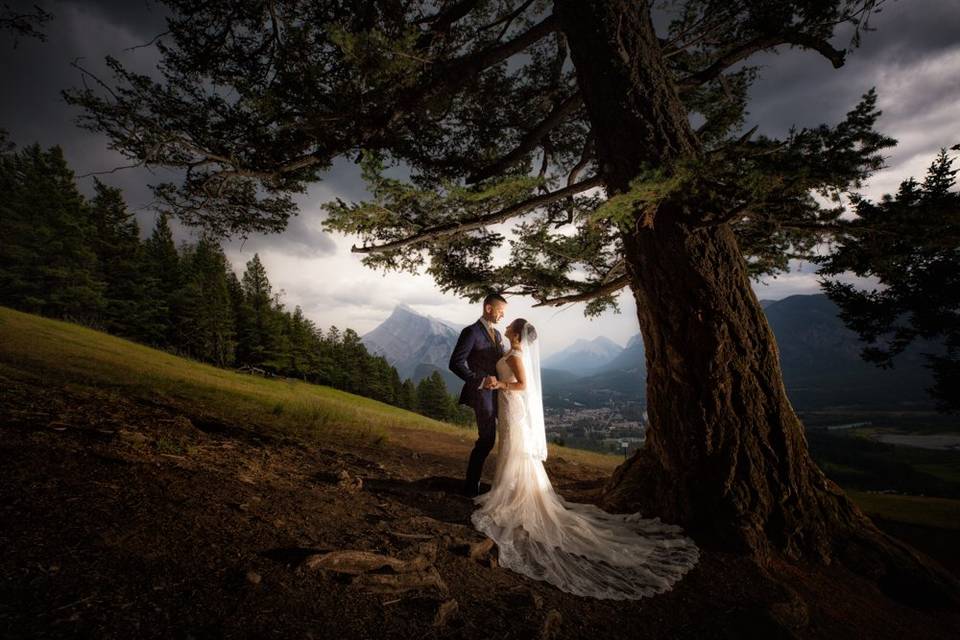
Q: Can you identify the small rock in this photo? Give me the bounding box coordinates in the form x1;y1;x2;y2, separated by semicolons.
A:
246;571;262;585
118;429;149;446
337;469;363;492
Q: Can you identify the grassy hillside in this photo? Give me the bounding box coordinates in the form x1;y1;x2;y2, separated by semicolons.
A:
0;305;619;470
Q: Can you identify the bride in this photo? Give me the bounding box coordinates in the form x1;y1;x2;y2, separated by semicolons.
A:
470;318;701;600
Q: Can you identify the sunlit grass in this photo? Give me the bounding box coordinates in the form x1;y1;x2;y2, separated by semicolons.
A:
0;305;455;447
0;305;624;471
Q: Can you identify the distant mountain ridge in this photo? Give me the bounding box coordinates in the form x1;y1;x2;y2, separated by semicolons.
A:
542;336;624;375
361;296;938;411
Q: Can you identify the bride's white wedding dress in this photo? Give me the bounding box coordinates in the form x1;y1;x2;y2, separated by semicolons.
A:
470;332;700;600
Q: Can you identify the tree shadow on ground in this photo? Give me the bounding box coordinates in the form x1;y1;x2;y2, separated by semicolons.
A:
362;475;490;524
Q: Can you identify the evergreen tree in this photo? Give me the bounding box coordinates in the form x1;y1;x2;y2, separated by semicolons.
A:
417;371;452;421
87;177;147;337
817;148;960;412
358;353;390;403
140;213;181;346
315;326;343;387
172;235;237;366
225;266;253;366
338;328;366;394
398;379;418;411
239;253;283;371
262;298;292;374
388;366;403;407
288;305;321;380
0;142;103;323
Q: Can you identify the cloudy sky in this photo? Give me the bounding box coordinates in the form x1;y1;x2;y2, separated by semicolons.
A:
2;0;958;357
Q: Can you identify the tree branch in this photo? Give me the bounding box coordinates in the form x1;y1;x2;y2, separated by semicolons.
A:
351;175;604;254
372;13;559;141
466;91;583;184
420;13;559;98
415;0;483;48
477;0;536;41
677;32;846;91
532;274;631;307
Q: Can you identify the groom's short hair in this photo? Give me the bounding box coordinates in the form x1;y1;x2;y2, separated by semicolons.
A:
483;292;507;307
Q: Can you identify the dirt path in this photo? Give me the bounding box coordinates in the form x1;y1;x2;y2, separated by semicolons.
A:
1;370;958;639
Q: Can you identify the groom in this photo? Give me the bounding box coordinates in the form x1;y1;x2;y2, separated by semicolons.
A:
449;293;507;497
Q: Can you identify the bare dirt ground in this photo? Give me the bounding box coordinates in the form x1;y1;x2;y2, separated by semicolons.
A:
2;368;958;639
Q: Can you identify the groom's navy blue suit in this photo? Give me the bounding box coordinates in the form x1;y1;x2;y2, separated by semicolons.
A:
449;319;504;495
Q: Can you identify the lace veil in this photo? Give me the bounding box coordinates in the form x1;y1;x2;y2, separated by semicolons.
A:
517;322;548;461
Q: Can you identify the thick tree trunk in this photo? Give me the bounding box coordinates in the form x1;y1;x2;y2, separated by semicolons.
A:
553;0;959;608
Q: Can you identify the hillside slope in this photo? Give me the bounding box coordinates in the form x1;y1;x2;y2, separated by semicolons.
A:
1;306;957;639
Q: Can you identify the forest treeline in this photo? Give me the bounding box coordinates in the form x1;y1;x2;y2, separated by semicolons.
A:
0;136;472;425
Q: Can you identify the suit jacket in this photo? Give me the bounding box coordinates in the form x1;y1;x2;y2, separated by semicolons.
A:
449;319;504;408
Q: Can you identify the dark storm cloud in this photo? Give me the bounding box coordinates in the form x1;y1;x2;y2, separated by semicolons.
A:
731;0;960;140
1;0;171;235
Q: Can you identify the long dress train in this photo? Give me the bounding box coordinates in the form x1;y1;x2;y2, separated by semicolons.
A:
470;350;700;600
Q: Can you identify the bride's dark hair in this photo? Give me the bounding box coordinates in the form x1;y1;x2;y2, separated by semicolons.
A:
510;318;537;342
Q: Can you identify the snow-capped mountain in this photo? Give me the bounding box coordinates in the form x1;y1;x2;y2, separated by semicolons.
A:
361;304;464;386
542;336;624;375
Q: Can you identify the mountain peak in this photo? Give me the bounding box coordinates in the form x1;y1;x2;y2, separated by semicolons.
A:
543;335;624;375
570;335;621;349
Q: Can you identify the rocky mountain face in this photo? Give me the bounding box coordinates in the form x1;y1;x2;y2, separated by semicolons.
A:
361;304;464;383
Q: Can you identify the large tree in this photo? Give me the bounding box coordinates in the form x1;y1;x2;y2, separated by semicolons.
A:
817;148;960;413
62;0;958;604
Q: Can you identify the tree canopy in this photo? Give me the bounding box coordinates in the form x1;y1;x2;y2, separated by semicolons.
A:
62;0;892;313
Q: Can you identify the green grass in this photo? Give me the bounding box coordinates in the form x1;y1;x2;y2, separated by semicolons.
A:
0;305;621;470
846;490;960;531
